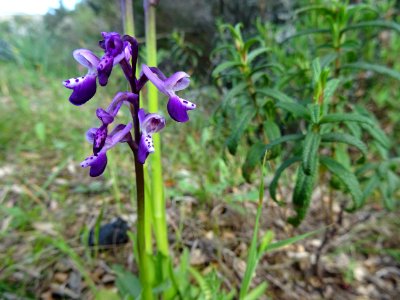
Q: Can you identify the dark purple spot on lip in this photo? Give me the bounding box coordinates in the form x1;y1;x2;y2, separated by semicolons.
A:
75;79;79;82
183;100;188;104
65;80;70;83
192;104;195;107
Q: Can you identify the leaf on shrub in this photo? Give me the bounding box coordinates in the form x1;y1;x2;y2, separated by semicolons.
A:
321;132;368;158
302;132;321;175
212;61;243;77
242;134;304;182
247;47;270;64
342;62;400;81
342;20;400;34
226;109;255;155
276;101;310;119
320;156;363;211
361;123;391;149
288;166;317;226
263;120;282;159
269;156;301;203
280;28;330;43
320;113;374;125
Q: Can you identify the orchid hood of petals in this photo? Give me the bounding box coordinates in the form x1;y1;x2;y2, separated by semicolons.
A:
138;109;166;164
97;32;132;86
81;122;133;177
63;49;100;105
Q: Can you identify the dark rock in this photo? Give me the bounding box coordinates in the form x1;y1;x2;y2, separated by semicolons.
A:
88;217;129;246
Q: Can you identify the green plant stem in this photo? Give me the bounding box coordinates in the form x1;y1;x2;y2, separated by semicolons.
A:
123;0;135;37
145;2;173;298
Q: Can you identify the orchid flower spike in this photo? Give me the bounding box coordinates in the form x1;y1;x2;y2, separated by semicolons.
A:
63;49;100;105
138;109;166;164
141;64;196;122
97;32;132;86
81;123;133;177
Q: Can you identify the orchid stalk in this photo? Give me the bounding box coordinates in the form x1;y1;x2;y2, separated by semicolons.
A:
63;28;196;298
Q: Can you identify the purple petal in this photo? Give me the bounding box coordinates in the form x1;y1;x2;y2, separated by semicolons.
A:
106;92;138;117
109;124;133;143
73;49;100;74
167;96;196;122
86;127;98;143
165;71;190;92
63;74;97;105
96;108;114;125
93;125;107;155
97;54;114;86
142;64;169;95
80;152;108;177
138;109;146;125
106;122;133;149
140;111;166;135
138;133;154;164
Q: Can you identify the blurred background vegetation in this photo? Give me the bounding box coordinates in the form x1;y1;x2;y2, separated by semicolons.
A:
1;0;400;299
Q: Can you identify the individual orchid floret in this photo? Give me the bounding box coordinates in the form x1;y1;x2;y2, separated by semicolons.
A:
91;92;137;155
97;32;132;86
141;64;196;123
63;49;100;105
82;122;133;177
138;109;166;164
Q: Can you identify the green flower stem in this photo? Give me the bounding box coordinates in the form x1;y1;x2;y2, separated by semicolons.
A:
122;2;155;297
145;3;173;298
122;0;135;37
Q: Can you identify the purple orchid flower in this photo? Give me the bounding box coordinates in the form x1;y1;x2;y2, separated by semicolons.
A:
141;64;196;122
63;33;132;105
98;32;132;86
90;92;137;155
82;122;133;177
138;109;166;164
63;49;100;105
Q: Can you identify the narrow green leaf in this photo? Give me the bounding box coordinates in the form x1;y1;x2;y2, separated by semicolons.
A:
289;165;317;226
212;61;243;77
311;58;321;86
341;20;400;34
309;104;321;124
269;156;301;202
280;29;330;43
265;227;326;252
323;79;340;104
302;132;321;175
320;113;374;126
294;5;332;15
362;175;380;199
320;156;363;211
189;267;212;300
256;87;297;103
244;282;268;300
243;37;261;53
342;62;400;81
247;47;270;64
239;153;268;299
264;120;282;159
321;132;368;158
361;123;391;149
226;109;255;155
222;82;248;109
276;101;310;119
242;134;304;182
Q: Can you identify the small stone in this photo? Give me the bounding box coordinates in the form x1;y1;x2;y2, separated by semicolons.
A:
54;272;68;283
102;274;116;284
